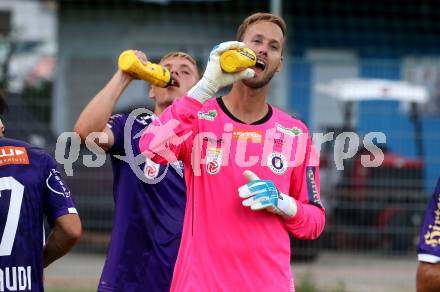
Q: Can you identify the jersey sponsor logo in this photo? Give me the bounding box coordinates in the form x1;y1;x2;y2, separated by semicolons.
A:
0;266;32;291
203;136;223;145
0;147;29;166
273;138;284;147
46;169;71;198
276;123;303;137
143;158;160;179
197;110;218;121
306;166;322;208
267;152;288;175
232;129;263;143
206;147;222;175
423;191;440;247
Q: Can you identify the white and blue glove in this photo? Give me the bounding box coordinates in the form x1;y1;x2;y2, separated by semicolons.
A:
238;170;297;218
188;41;255;104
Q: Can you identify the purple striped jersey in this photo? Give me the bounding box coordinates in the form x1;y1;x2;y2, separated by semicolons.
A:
98;112;186;292
418;178;440;263
0;137;77;292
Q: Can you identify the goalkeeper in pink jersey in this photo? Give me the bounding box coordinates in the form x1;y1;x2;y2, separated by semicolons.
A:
139;12;325;292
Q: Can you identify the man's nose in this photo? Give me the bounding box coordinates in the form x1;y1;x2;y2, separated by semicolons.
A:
171;70;179;78
257;44;268;56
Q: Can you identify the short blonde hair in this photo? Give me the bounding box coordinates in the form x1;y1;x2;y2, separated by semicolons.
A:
236;12;287;42
160;52;200;78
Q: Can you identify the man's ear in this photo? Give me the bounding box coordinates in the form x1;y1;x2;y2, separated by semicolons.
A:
148;86;155;100
276;55;284;73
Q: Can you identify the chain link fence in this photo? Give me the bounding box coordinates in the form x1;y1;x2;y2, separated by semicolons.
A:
1;0;439;261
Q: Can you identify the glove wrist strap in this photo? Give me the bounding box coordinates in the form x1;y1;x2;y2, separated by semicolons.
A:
273;193;297;218
187;78;218;104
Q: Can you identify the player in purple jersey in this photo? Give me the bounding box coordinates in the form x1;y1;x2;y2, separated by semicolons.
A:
0;95;81;292
74;51;199;292
417;178;440;292
0;96;5;137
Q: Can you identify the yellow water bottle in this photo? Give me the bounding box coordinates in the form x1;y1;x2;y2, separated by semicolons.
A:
118;50;172;87
220;48;257;73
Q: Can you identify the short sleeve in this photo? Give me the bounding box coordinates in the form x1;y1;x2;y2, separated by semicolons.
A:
107;113;128;155
418;179;440;263
43;154;78;227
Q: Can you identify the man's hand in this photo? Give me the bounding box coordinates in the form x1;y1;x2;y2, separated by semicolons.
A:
117;50;149;80
238;170;297;218
188;41;255;104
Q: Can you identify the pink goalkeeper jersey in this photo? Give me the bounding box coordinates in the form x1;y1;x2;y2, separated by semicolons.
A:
139;96;325;292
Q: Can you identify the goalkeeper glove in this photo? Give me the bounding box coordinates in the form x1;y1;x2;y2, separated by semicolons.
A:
187;41;255;104
238;170;297;218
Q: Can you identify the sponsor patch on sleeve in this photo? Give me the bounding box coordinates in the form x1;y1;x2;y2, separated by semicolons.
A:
0;146;30;166
423;190;440;248
306;166;322;208
46;169;71;198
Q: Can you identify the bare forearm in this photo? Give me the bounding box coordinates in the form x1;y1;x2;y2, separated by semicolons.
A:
74;70;132;140
43;230;72;267
417;262;440;292
44;215;81;268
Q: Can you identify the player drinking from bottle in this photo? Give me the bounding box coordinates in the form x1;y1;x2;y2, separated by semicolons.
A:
140;12;325;292
74;51;199;292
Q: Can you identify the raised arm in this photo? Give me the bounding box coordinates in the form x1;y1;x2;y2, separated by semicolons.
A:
74;51;148;151
139;41;254;163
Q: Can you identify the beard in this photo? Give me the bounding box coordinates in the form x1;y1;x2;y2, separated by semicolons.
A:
242;67;277;89
156;96;174;108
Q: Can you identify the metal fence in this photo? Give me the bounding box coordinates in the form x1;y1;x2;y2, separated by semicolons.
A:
2;0;440;261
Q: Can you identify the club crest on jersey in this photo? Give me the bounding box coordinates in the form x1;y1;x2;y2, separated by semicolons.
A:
46;169;71;197
135;114;153;126
276;123;302;137
267;152;288;175
198;110;218;121
143;158;160;179
206;147;222;175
